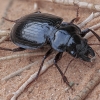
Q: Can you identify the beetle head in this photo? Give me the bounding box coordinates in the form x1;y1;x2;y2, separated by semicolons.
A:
76;39;95;62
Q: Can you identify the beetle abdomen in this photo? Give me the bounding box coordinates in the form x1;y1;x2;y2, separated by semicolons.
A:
10;13;63;49
11;22;49;49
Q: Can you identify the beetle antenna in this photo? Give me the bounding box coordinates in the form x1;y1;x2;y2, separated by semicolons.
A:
2;17;17;23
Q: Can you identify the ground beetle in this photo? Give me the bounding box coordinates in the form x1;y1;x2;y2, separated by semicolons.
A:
2;11;100;86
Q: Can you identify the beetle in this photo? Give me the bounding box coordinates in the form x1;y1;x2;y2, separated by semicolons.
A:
2;11;100;87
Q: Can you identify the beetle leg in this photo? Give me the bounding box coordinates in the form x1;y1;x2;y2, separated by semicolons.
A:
36;48;53;80
70;17;80;23
0;47;13;51
70;7;80;23
0;47;25;52
81;29;100;42
2;17;18;23
54;52;72;88
70;18;77;23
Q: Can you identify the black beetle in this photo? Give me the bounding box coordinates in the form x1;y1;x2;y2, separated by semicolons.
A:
2;11;100;86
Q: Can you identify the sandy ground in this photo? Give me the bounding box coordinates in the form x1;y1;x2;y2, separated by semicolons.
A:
0;0;100;100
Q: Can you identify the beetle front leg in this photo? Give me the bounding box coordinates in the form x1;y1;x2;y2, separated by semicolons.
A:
54;52;72;88
81;28;100;42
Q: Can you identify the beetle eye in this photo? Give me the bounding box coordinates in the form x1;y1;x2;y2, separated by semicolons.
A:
70;51;76;57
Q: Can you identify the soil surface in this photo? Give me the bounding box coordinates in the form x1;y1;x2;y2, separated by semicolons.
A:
0;0;100;100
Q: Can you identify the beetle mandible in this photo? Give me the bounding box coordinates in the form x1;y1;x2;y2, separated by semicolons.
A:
2;11;100;86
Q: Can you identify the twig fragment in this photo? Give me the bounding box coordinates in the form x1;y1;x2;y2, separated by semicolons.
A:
1;61;40;81
0;52;45;61
77;12;100;39
71;70;100;100
47;0;100;12
33;1;39;11
78;12;100;28
0;36;8;43
0;0;14;43
1;52;45;81
0;30;9;36
0;0;14;26
10;57;54;100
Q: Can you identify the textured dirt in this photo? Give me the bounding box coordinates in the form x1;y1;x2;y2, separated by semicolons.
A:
0;0;100;100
